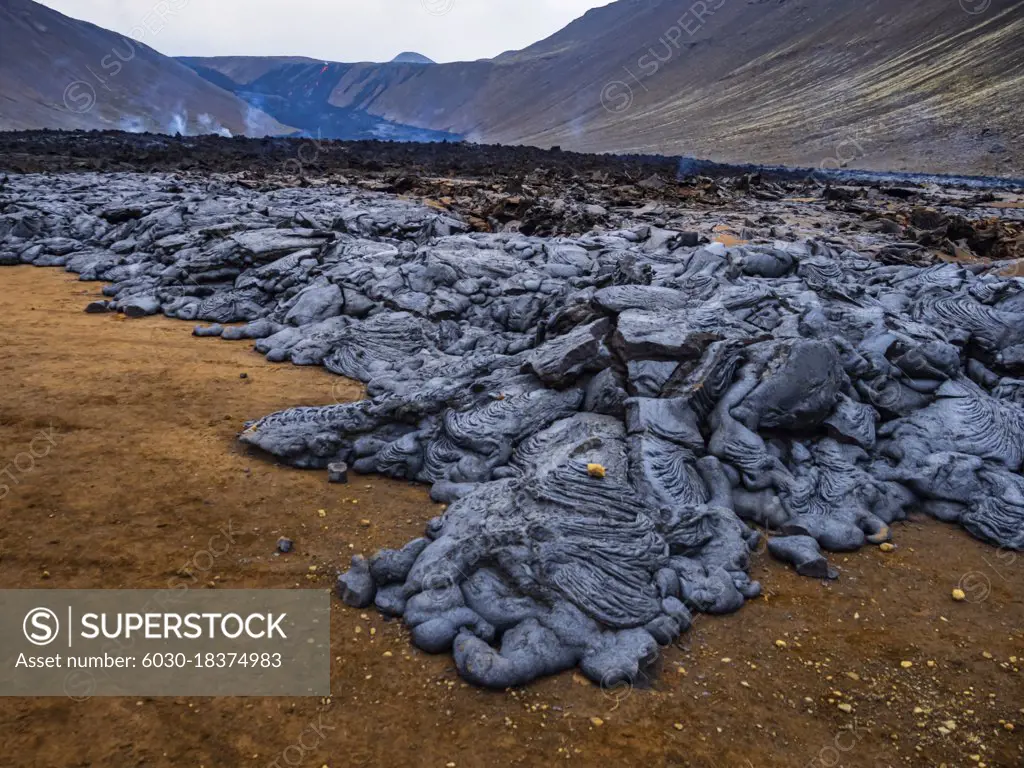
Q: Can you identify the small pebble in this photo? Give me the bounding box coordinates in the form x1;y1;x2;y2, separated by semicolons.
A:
952;588;967;601
587;463;606;479
276;537;293;554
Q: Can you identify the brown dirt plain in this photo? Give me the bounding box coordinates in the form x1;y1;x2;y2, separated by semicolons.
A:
0;266;1021;768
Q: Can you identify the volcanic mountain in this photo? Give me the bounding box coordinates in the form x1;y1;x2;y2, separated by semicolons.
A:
186;0;1024;176
391;52;435;64
0;0;289;135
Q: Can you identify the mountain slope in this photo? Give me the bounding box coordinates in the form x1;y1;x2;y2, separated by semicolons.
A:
0;0;289;136
500;0;1024;176
188;0;1024;176
179;58;462;143
177;56;322;87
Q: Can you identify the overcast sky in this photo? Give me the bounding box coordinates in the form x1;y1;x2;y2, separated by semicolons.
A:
37;0;613;62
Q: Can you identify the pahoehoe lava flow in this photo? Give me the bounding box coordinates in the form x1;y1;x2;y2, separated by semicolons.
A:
3;170;1024;690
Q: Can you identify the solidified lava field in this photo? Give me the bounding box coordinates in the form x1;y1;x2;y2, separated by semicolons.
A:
1;131;1023;767
3;132;1024;693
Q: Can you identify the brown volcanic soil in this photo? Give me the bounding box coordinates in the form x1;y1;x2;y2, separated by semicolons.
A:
1;266;1022;768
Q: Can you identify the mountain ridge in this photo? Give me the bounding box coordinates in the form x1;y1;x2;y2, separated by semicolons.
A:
4;0;1022;176
185;0;1024;176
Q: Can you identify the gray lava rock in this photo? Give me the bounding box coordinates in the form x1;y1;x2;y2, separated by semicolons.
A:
121;295;160;317
193;324;225;337
524;318;612;386
336;555;376;608
327;461;349;484
767;536;838;579
7;171;1024;690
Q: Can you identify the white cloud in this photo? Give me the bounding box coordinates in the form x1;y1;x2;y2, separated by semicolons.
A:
35;0;614;63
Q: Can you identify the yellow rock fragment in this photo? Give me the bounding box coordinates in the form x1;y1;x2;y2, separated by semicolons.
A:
587;463;606;479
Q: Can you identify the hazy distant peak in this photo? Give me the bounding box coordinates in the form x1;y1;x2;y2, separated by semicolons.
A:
390;51;434;64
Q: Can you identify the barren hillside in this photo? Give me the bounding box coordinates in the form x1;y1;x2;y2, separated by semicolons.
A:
0;0;289;136
188;0;1024;176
